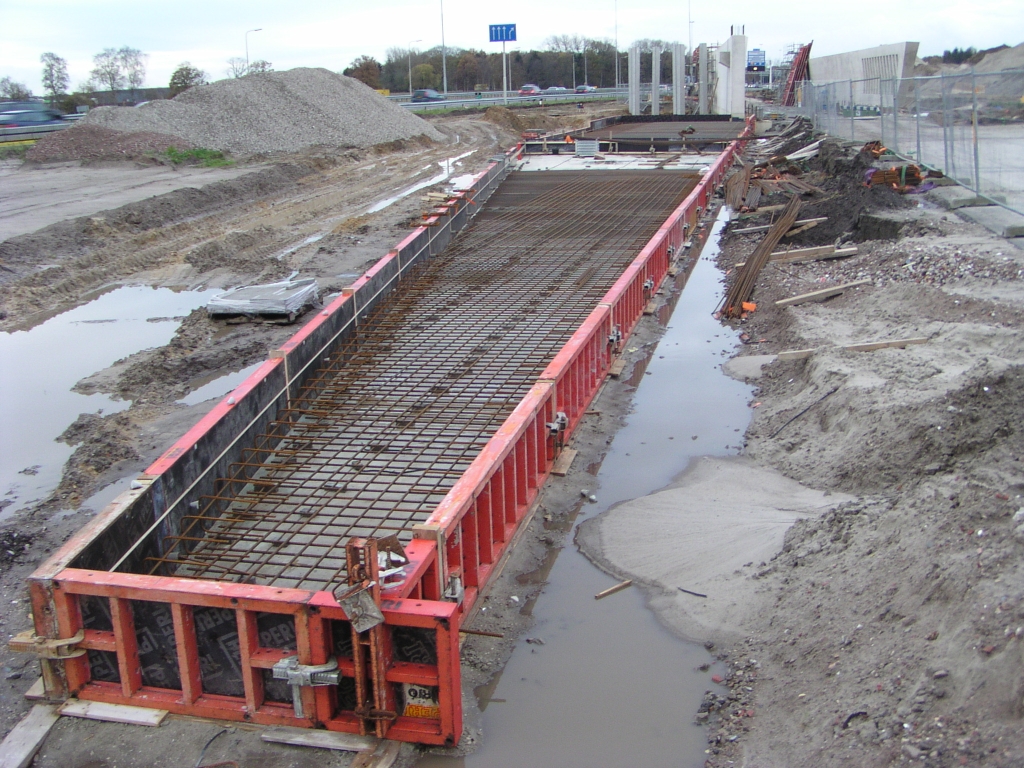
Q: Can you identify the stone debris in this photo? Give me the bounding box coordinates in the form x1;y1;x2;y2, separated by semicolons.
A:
80;67;443;156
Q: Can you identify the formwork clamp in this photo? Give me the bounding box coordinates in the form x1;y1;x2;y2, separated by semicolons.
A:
8;629;86;660
272;655;341;719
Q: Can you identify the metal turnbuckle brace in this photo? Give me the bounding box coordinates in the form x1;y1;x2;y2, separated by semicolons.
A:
8;629;86;660
271;656;340;719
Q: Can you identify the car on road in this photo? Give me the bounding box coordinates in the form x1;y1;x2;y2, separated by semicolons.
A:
0;108;65;128
575;84;597;94
544;86;569;94
411;89;445;103
518;84;541;96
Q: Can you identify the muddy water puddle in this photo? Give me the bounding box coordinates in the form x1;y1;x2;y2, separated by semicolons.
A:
0;285;218;520
419;211;753;767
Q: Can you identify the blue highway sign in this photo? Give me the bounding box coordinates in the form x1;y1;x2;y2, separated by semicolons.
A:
489;24;517;43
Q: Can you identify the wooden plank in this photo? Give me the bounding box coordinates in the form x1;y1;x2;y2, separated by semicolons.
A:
643;300;658;315
23;678;46;701
775;279;872;308
59;699;167;727
351;740;401;768
769;244;840;259
782;220;822;237
776;348;816;361
608;359;626;379
731;217;827;235
595;580;633;600
845;337;929;352
550;448;577;477
0;705;58;768
772;246;858;264
262;727;378;753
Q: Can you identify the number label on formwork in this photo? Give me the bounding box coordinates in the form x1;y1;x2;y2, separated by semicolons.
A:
403;684;441;719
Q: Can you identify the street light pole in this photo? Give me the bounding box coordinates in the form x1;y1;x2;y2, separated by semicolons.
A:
407;39;422;94
440;0;448;94
245;28;262;73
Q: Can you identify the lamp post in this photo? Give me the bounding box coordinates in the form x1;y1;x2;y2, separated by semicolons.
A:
440;0;448;94
245;28;262;73
407;39;422;94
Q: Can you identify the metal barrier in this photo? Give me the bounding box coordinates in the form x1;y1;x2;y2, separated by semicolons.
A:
23;117;752;745
800;69;1024;216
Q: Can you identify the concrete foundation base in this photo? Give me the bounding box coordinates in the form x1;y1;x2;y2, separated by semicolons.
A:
958;205;1024;238
929;186;1007;210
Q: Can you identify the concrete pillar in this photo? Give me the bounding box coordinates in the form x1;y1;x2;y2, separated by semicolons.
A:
628;45;641;115
650;46;663;116
716;34;747;118
671;43;687;116
698;44;709;114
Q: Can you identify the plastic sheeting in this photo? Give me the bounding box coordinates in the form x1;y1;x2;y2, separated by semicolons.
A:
206;277;319;317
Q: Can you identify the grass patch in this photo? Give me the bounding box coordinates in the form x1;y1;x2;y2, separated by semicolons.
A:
0;143;30;161
165;146;233;167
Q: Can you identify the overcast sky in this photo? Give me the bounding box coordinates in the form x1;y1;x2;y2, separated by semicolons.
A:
2;0;1021;93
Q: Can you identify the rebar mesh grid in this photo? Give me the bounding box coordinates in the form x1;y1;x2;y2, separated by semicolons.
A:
150;170;697;590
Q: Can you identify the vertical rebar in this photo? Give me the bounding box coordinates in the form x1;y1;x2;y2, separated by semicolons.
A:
892;77;900;154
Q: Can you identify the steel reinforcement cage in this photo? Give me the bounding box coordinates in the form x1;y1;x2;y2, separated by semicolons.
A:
24;119;753;746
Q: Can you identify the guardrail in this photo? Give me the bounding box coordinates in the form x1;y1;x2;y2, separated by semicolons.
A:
400;90;626;112
23;116;753;746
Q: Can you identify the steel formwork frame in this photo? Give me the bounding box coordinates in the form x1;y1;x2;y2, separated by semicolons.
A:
25;118;754;746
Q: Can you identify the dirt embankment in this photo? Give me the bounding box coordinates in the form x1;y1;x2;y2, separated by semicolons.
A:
581;135;1024;767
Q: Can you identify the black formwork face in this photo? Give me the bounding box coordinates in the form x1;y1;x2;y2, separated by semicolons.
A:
148;170;698;591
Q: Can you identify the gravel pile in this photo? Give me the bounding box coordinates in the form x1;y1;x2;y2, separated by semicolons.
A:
81;67;443;155
26;124;192;163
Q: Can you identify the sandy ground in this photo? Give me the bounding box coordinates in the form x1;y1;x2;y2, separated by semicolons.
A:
0;161;257;241
577;137;1024;767
0;102;629;767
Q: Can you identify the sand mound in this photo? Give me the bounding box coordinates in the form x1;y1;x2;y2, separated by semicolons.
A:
81;67;443;155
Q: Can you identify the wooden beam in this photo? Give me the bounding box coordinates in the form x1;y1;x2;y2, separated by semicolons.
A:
775;279;872;308
770;245;858;261
731;217;827;235
261;728;378;753
0;705;58;768
776;348;816;361
782;220;823;237
845;337;929;352
550;448;577;477
643;300;658;315
608;359;626;378
59;699;167;727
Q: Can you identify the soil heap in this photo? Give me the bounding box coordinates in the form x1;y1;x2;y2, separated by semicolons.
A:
77;67;443;155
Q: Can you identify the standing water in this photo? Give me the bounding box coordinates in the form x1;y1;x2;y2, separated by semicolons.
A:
419;212;753;767
0;285;218;520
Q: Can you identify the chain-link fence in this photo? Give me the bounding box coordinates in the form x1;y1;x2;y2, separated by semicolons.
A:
800;69;1024;216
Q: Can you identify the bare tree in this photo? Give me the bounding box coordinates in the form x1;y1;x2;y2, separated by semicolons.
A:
40;53;69;104
226;57;248;78
0;76;32;100
91;48;125;92
118;47;148;96
545;34;586;54
247;60;273;74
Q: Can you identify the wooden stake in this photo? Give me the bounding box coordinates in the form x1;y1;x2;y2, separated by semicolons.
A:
595;580;633;600
775;279;872;308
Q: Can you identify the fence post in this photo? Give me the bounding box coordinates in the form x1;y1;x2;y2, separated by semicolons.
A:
849;80;855;141
892;77;899;154
914;79;922;164
971;68;981;193
941;72;950;176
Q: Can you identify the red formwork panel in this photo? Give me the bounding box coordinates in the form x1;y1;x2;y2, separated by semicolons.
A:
27;128;751;745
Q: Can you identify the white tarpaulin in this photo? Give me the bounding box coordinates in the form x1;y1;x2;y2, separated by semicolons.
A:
206;277;319;317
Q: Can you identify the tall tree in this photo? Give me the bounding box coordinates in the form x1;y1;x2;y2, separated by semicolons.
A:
411;63;437;89
118;47;147;96
169;62;208;97
0;76;32;100
91;48;125;92
343;56;382;88
40;53;70;104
